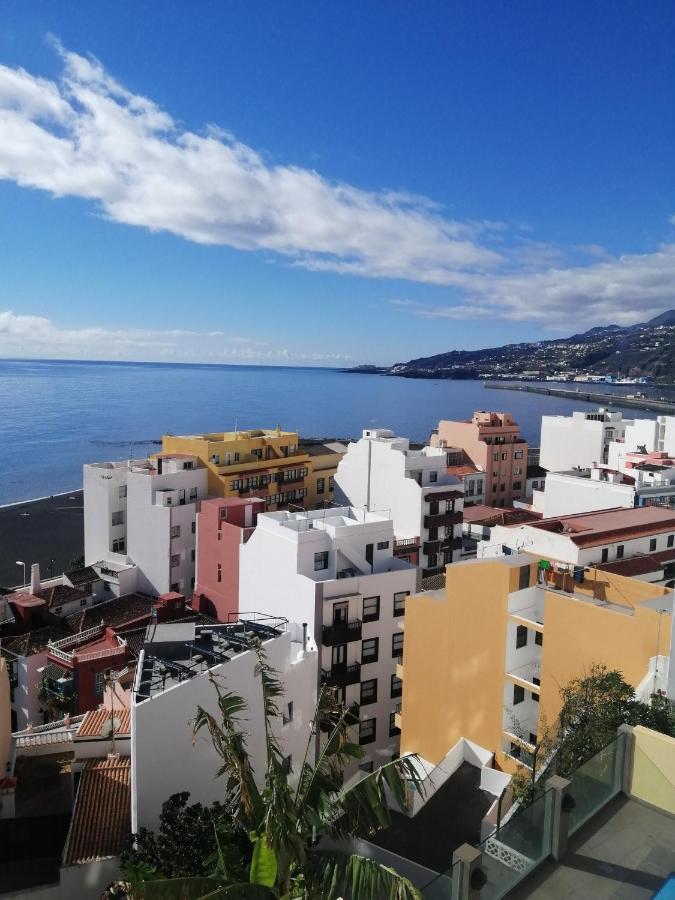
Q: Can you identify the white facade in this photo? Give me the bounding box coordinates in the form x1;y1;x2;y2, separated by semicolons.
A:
3;646;49;731
334;429;463;576
463;470;486;507
480;509;675;568
85;455;208;596
239;507;418;769
132;621;317;831
540;410;631;472
534;469;635;518
618;415;675;456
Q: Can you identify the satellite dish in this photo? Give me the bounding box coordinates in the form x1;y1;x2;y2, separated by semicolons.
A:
101;717;121;738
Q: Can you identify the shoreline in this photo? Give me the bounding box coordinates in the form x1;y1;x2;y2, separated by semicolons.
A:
0;488;83;512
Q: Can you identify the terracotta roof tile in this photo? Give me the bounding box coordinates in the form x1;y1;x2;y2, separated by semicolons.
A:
2;625;70;657
64;756;131;865
77;707;131;738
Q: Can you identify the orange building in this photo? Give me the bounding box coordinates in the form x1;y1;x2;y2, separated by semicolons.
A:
397;555;671;773
431;411;528;507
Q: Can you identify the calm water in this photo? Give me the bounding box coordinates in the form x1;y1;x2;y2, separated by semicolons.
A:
0;359;669;505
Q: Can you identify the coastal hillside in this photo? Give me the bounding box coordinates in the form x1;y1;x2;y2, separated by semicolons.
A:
348;310;675;382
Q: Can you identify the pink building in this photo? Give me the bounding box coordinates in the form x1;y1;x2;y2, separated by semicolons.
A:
431;411;528;508
193;497;265;622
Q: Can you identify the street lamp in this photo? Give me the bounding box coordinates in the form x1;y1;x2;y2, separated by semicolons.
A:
16;560;26;587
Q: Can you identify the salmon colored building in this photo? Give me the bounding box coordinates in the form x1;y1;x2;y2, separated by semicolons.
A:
193;497;265;621
431;411;528;507
397;555;672;774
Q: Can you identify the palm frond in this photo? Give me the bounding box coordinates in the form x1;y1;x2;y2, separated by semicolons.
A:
309;849;422;900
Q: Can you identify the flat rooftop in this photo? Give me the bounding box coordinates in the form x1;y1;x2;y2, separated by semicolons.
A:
509;796;675;899
135;618;287;701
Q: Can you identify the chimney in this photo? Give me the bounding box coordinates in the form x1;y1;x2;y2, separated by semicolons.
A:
30;563;41;596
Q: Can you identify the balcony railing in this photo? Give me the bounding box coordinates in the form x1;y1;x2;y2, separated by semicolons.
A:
322;619;362;646
321;662;361;687
424;511;462;529
423;536;462;555
393;536;420;554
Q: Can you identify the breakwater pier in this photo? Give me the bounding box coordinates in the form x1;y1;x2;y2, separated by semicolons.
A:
484;382;675;414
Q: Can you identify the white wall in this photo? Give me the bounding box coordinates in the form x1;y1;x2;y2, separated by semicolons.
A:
540;472;634;518
540;412;629;472
10;650;49;730
132;632;316;832
84;463;129;565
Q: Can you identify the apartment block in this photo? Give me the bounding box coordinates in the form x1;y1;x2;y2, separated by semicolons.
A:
132;618;317;831
539;409;631;472
239;507;418;769
480;505;675;570
334;429;463;577
431;411;528;507
619;415;675;457
160;428;346;512
398;555;673;774
193;496;265;621
84;453;209;596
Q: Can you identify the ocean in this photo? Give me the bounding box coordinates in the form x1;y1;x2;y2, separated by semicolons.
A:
0;358;669;506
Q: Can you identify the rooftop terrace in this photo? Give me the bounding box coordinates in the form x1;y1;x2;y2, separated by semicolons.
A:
135;617;288;701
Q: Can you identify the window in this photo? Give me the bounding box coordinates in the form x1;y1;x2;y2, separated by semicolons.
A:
118;485;127;499
362;638;379;664
529;732;538;746
514;466;522;476
171;582;180;592
170;554;180;568
513;481;522;490
316;477;325;495
514;450;523;459
392;632;404;658
616;544;624;559
532;692;539;703
363;596;380;622
217;564;222;583
500;483;506;492
170;525;181;539
359;761;374;773
281;755;292;775
427;552;438;568
112;538;125;553
234;452;240;462
328;476;335;491
359;718;376;745
80;596;87;607
283;701;293;725
191;549;195;562
493;452;499;462
601;548;609;563
95;671;106;695
111;510;125;526
535;631;543;646
429;471;438;483
649;538;657;551
668;534;674;548
501;452;508;461
191;520;196;535
183;461;194;470
189;487;198;501
513;685;525;705
314;551;329;571
518;565;530;590
389;712;401;736
251;449;263;461
516;625;528;649
377;540;389;550
360;678;378;705
391;674;403;698
509;743;521;760
393;591;408;616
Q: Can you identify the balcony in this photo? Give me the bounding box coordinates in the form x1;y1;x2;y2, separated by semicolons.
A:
393;536;420;554
394;701;402;731
421;565;445;579
423;536;462;555
424;511;462;529
321;662;361;687
322;619;362;646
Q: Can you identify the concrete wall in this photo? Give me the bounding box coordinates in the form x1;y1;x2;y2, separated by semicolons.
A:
132;632;317;831
60;857;122;900
540;472;634;518
0;658;10;775
540;412;629;472
84;462;129;565
629;725;675;814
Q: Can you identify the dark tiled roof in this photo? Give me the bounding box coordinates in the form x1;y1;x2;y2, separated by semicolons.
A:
2;625;70;657
65;593;156;632
64;756;131;864
66;567;100;587
44;584;87;609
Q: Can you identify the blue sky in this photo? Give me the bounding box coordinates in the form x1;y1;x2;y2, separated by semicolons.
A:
1;1;674;365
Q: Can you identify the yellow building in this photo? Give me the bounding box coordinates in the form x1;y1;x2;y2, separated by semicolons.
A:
398;554;671;774
160;428;345;511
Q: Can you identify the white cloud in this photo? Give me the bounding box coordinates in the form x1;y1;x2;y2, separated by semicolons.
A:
0;44;673;332
0;311;349;364
0;45;501;287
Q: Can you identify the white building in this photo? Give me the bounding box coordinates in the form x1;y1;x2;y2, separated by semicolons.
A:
132;618;317;831
239;507;418;770
84;453;209;597
617;415;675;457
479;505;675;569
334;429;463;577
539;409;632;472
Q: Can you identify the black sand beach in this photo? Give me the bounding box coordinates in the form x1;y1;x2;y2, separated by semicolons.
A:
0;492;84;589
